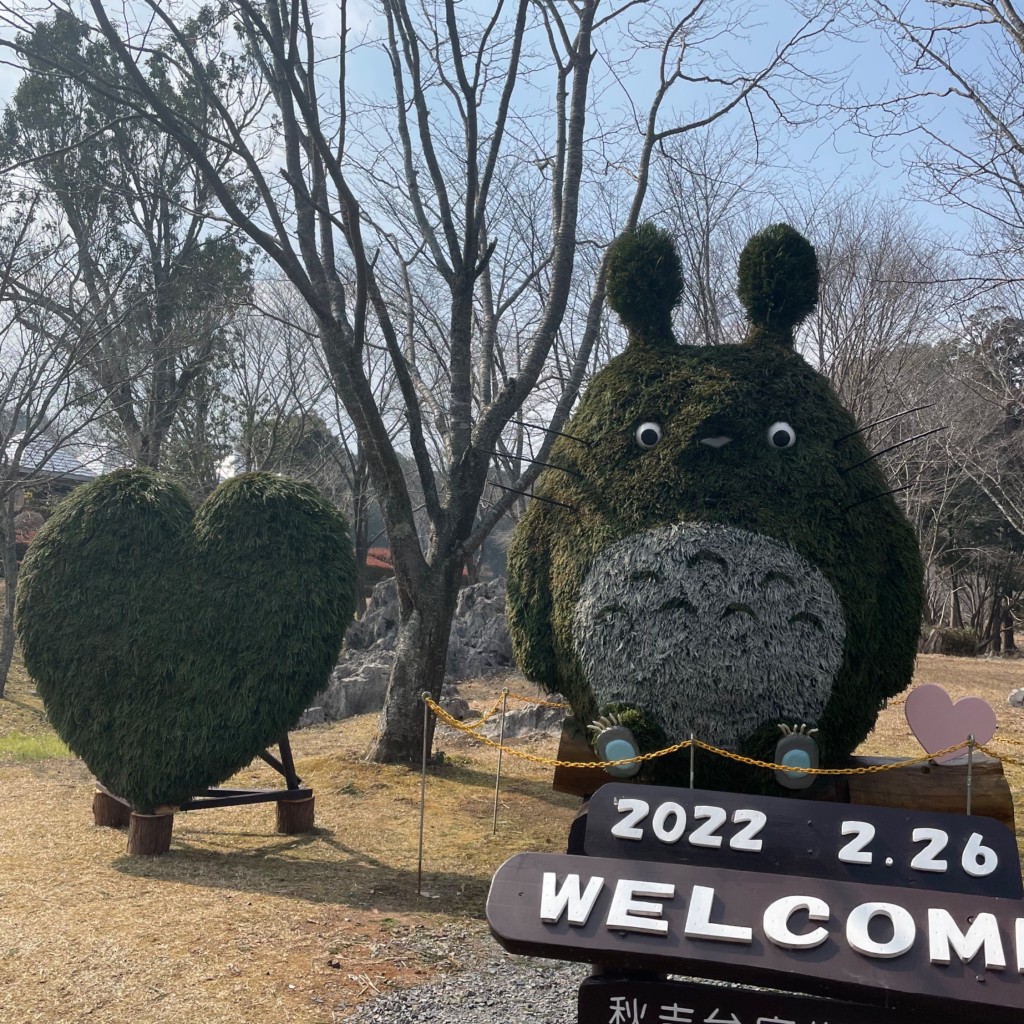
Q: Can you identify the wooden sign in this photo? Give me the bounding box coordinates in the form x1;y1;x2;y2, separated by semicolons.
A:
579;975;903;1024
583;783;1023;898
486;852;1024;1023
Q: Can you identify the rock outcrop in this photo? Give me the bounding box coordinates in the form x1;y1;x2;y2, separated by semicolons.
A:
315;577;514;722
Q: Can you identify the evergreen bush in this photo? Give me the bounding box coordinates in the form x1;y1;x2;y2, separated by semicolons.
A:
15;468;357;811
938;627;979;657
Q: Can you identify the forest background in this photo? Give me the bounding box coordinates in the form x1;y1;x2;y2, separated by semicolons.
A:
0;1;1021;763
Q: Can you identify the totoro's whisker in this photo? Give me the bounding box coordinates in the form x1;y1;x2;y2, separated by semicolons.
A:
510;418;593;448
479;447;581;477
843;481;915;511
840;426;946;473
833;404;935;445
489;481;576;511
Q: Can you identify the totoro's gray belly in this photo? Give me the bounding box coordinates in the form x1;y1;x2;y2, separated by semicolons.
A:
572;523;845;749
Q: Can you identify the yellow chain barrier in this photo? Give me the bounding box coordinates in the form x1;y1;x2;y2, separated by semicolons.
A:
425;696;691;769
460;693;508;732
690;737;966;775
979;743;1024;769
424;695;991;775
506;691;570;709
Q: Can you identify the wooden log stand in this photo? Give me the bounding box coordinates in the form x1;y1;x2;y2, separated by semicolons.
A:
93;787;132;828
551;718;1016;829
127;809;175;856
93;734;315;855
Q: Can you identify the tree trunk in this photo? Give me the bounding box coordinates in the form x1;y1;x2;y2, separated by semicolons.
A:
0;494;20;699
988;596;1003;654
1002;602;1016;652
949;577;964;629
367;566;461;763
350;455;372;618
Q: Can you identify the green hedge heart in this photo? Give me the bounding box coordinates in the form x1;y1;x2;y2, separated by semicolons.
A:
15;468;357;812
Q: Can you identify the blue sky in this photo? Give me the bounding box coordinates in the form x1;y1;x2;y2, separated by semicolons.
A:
0;1;990;250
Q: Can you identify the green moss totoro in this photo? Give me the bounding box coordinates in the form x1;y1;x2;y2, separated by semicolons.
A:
506;223;924;794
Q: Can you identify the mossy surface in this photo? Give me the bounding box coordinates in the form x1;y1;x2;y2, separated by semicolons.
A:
507;226;924;794
15;468;357;811
606;222;683;345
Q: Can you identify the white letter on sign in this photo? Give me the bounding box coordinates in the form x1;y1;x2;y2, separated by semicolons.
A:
763;895;830;950
684;885;753;944
540;873;604;926
606;879;675;935
847;902;916;959
928;909;1006;970
1018;918;1024;973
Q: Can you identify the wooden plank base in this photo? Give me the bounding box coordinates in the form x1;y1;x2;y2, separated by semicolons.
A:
127;811;174;856
275;795;315;834
551;719;1016;828
92;788;131;829
847;752;1014;830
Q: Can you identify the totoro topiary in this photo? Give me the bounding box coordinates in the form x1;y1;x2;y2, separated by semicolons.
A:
506;222;924;794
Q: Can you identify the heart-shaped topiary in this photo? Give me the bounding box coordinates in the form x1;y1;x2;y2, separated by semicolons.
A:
15;468;357;812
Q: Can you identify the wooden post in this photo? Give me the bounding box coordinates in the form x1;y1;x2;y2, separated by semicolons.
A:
126;810;174;855
275;795;315;834
92;787;131;828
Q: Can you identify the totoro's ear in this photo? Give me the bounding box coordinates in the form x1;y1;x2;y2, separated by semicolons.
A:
737;223;818;349
606;222;682;350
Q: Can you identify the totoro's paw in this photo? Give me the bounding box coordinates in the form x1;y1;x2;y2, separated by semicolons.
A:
587;713;642;779
774;722;820;790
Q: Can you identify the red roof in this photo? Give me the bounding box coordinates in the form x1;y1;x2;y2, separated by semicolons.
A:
363;546;469;577
366;547;393;571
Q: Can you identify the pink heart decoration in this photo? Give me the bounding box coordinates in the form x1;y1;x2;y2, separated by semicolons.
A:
904;683;997;764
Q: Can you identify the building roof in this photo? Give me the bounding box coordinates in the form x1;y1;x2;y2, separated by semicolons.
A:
6;432;98;484
366;547;393;571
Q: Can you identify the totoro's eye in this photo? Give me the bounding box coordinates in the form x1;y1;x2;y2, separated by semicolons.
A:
767;421;796;449
635;422;663;449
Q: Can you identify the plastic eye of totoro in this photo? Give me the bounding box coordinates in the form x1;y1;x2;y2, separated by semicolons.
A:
635;422;663;449
767;421;796;449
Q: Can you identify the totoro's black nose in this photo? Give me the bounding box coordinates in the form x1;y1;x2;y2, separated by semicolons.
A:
704;495;721;508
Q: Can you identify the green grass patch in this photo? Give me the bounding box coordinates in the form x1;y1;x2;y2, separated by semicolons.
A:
0;730;71;760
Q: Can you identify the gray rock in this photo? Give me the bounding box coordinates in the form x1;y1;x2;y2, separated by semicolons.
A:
480;696;567;739
295;706;325;728
439;696;471;720
1009;688;1024;708
446;578;514;680
317;577;515;721
344;578;400;651
320;661;394;720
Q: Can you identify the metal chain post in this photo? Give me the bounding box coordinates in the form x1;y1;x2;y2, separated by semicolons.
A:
966;733;975;816
492;688;509;835
417;692;431;896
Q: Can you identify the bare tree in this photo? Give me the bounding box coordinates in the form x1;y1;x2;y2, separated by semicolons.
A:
655;127;776;346
0;215;108;696
1;13;253;470
797;193;961;422
3;0;841;760
864;1;1024;289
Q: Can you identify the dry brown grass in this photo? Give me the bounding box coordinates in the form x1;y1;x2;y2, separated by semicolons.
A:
0;656;1022;1023
0;665;577;1024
